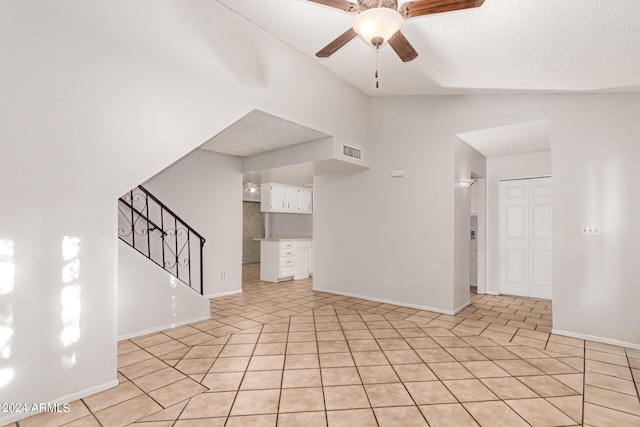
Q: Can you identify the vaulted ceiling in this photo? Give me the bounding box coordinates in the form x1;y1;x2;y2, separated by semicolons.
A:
206;1;638;185
216;0;640;96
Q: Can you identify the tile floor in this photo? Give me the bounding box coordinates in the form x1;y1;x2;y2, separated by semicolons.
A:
15;263;640;426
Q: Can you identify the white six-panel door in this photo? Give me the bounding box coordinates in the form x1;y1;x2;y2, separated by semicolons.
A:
500;177;552;299
500;180;529;297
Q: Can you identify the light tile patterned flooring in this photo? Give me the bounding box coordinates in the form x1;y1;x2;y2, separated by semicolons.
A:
16;263;640;426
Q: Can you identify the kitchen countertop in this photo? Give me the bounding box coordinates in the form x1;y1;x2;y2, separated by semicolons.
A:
254;237;312;242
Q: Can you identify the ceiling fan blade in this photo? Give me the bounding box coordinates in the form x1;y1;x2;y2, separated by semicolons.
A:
399;0;484;17
308;0;358;12
388;31;418;62
316;28;358;58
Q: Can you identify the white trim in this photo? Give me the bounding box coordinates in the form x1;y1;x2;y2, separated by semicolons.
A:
0;379;119;425
478;179;487;294
499;175;552;182
552;329;640;351
453;301;471;315
313;287;458;315
118;315;211;341
205;289;243;299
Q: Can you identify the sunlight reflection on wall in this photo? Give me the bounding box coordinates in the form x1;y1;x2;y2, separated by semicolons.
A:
61;236;81;369
170;276;177;319
0;239;15;388
0;239;14;296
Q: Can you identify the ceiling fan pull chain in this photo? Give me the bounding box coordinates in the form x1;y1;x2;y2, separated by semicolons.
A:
375;45;380;89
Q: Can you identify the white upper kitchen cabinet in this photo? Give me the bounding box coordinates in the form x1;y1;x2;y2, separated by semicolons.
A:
268;184;287;211
299;188;313;213
261;183;295;212
261;183;313;214
285;186;299;211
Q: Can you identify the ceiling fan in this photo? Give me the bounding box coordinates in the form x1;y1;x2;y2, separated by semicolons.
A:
311;0;485;62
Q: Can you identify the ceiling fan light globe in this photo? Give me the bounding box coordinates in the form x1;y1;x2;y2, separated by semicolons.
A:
352;7;403;47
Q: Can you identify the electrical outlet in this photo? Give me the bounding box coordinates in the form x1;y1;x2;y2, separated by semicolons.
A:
387;275;393;286
221;271;229;279
581;225;601;236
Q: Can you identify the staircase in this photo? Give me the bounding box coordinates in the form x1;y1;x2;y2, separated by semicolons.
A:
118;185;205;294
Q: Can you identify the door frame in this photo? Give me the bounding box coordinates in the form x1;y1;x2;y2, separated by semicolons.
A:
470;214;478;286
470;178;487;293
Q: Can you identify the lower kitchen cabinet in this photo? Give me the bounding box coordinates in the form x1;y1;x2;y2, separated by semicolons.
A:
294;240;310;280
308;241;313;276
259;239;312;283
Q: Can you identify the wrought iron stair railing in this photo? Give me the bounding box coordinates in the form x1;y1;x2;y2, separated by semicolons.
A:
118;185;205;294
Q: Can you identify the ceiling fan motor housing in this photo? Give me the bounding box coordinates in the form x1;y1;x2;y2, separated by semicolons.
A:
371;36;384;46
359;0;398;12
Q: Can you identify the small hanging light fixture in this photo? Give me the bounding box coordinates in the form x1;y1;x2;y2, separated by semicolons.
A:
352;6;403;48
352;5;403;88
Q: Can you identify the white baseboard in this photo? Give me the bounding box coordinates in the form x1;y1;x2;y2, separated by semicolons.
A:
453;301;471;315
552;329;640;350
0;379;119;425
205;289;242;299
118;315;211;341
313;287;458;316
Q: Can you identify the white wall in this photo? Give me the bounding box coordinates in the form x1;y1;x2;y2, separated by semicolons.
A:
243;138;337;174
118;241;210;339
0;0;370;422
0;213;117;420
315;94;640;346
268;213;313;239
471;180;480;215
485;151;551;295
314;97;460;313
549;96;640;347
143;150;243;298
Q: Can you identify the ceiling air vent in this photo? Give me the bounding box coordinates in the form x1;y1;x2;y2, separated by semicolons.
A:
343;145;362;160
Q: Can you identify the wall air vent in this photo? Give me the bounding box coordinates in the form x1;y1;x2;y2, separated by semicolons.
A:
342;145;362;160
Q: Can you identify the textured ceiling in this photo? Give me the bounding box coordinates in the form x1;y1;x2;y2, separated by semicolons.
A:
200;109;329;156
215;0;640;96
457;119;550;158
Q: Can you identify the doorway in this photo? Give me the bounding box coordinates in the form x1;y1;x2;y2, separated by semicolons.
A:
469;177;486;294
499;176;552;299
242;201;264;264
470;215;478;287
